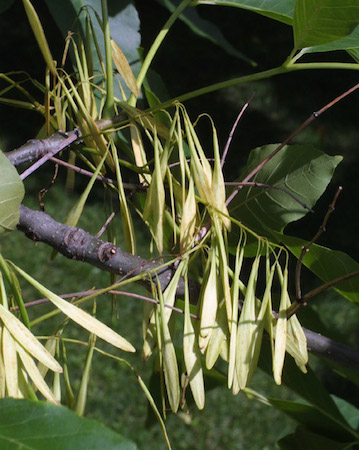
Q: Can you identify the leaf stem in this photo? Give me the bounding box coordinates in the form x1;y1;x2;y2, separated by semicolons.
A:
129;0;192;106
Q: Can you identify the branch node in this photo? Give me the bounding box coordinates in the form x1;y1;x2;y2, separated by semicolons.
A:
98;242;117;262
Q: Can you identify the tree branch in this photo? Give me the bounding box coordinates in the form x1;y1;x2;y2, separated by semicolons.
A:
17;205;198;300
16;205;359;373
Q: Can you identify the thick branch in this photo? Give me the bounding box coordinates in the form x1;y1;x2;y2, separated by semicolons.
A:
17;205;197;298
16;205;359;372
6;130;80;166
5;114;126;167
304;328;359;372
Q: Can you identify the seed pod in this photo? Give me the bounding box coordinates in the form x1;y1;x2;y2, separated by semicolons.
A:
183;272;205;410
287;313;308;372
212;222;232;329
212;125;231;230
16;343;59;404
206;301;229;370
157;285;180;413
2;327;18;397
12;264;135;353
143;133;165;253
273;266;290;385
236;255;260;390
228;242;245;389
199;244;219;353
180;179;197;253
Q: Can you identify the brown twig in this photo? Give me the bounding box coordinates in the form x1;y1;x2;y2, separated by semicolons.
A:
95;209;118;238
295;186;342;303
287;269;359;319
20;131;80;180
39;163;59;212
50;156;143;191
10;288;199;319
221;92;256;169
225;82;359;207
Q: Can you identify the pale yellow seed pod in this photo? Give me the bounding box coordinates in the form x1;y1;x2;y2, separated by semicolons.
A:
183;273;205;410
236;256;260;390
205;301;228;370
199;246;219;353
273;266;290;385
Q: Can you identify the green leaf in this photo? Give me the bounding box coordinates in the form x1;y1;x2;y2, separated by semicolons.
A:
302;24;359;53
156;0;256;65
278;426;356;450
332;396;359;431
259;341;346;425
267;398;358;442
229;144;342;236
0;398;137;449
194;0;296;25
43;0;141;100
277;233;359;304
348;48;359;63
293;0;359;49
0;152;24;236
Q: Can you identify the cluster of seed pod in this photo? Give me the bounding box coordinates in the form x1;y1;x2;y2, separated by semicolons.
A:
141;105;308;413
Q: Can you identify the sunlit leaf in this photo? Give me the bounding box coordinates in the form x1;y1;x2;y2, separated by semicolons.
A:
230;144;342;236
0;152;25;236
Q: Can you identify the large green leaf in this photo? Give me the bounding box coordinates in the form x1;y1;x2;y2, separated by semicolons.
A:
0;398;137;450
277;233;359;304
302;24;359;54
278;426;355;450
195;0;296;25
267;398;358;442
294;0;359;49
229;144;342;236
156;0;256;65
333;396;359;431
0;152;24;236
44;0;141;100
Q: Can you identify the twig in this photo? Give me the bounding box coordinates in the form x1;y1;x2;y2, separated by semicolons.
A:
95;209;118;238
295;186;342;303
10;288;199;320
20;131;80;180
50;156;143;191
221;92;256;168
225;82;359;206
303;270;359;303
287;269;359;319
39;163;59;211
